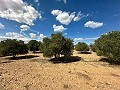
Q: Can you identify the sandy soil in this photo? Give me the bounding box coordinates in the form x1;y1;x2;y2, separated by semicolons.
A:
0;51;120;90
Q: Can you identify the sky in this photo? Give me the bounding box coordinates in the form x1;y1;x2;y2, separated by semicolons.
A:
0;0;120;44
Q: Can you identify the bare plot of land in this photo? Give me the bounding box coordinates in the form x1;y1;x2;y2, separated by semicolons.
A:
0;52;120;90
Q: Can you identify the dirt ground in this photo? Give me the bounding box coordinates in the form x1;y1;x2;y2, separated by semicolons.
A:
0;51;120;90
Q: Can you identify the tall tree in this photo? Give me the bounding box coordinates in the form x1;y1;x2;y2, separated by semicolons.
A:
42;33;74;58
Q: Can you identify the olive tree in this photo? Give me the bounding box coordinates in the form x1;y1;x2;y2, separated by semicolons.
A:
95;31;120;64
0;39;28;57
28;40;40;52
42;33;74;58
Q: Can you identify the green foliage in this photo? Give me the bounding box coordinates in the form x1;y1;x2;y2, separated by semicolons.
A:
0;39;28;57
61;38;74;56
95;31;120;64
42;33;74;58
75;42;89;51
28;40;40;52
90;43;96;52
39;42;44;52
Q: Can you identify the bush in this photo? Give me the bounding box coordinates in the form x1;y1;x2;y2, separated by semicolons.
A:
0;39;28;57
75;42;89;51
95;31;120;64
42;33;74;58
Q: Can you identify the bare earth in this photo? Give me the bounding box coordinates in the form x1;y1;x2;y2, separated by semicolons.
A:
0;51;120;90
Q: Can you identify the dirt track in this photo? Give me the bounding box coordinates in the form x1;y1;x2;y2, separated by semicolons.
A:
0;52;120;90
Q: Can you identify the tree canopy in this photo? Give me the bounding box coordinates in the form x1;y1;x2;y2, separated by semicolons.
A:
95;31;120;64
75;42;89;51
28;40;41;52
42;33;74;58
0;39;28;57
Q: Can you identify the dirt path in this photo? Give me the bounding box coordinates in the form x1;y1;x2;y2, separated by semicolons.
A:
0;52;120;90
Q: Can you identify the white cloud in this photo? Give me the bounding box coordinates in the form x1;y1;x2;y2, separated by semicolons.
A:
56;0;61;1
102;33;108;35
0;36;30;43
63;0;67;4
0;32;31;43
84;21;103;29
51;10;88;25
84;37;99;40
29;33;36;38
6;32;24;38
74;38;83;42
39;34;47;38
64;33;68;35
74;37;99;42
56;12;75;25
51;10;62;16
114;14;120;17
34;0;39;2
0;23;5;29
74;37;99;44
56;0;67;4
53;24;67;32
37;34;47;41
0;32;47;43
20;25;30;32
73;12;88;21
51;10;75;25
0;0;41;25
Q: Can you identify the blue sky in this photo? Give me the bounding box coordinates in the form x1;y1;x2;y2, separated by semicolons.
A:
0;0;120;44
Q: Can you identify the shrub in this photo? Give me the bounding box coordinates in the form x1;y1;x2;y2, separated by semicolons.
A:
75;42;89;51
0;39;28;57
95;31;120;64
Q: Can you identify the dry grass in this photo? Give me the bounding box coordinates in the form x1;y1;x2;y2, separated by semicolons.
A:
0;51;120;90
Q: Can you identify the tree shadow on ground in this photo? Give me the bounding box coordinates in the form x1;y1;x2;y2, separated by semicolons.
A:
99;58;120;65
78;51;92;54
6;55;39;60
49;56;82;64
1;61;15;64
